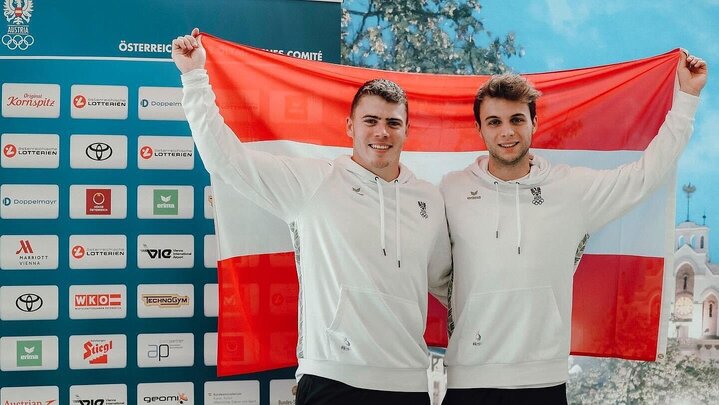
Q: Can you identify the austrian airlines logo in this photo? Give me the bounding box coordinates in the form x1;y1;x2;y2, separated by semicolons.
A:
71;245;86;259
140;145;153;159
3;143;17;157
15;239;33;254
73;95;87;108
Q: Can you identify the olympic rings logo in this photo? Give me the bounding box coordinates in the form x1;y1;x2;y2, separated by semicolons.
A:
2;34;34;50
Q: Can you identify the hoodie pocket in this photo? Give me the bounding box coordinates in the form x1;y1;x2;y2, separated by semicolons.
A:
325;287;428;369
448;286;564;366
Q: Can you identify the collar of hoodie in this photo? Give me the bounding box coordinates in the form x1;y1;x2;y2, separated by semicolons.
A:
337;155;413;268
472;154;552;255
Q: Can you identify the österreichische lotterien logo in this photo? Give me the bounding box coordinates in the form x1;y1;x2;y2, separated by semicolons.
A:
2;0;34;51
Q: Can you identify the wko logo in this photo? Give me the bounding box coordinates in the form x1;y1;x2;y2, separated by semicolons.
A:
3;143;17;157
15;293;42;312
85;142;113;161
74;294;122;307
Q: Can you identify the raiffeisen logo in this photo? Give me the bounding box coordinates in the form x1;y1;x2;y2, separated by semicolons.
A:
2;0;34;51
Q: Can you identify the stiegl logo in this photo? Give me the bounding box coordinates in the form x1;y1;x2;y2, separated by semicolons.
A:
83;339;113;364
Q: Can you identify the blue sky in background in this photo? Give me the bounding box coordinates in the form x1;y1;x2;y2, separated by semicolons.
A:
478;0;719;257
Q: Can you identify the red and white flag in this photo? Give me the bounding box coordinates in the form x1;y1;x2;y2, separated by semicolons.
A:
201;33;680;376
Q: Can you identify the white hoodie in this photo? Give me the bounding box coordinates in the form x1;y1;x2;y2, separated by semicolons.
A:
439;91;698;388
181;69;452;392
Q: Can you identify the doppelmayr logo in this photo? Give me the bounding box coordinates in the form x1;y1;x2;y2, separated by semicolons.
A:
0;184;59;219
138;87;185;121
1;133;59;169
2;83;60;118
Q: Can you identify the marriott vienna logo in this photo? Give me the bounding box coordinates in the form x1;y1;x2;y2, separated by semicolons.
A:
0;234;58;270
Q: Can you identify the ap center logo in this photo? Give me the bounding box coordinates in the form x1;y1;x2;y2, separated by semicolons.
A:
2;0;35;51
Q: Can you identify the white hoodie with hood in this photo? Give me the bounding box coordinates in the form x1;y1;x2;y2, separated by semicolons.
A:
181;69;452;392
439;90;699;388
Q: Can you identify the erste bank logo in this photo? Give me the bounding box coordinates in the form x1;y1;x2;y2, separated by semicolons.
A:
2;0;34;51
0;234;58;270
69;285;126;319
69;335;127;369
1;133;60;168
0;335;58;371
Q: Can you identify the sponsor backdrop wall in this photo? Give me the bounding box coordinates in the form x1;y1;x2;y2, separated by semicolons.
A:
0;1;340;404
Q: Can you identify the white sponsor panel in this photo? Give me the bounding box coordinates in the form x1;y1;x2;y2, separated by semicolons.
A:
0;234;58;270
204;234;218;268
0;386;59;405
70;134;128;169
203;332;218;366
205;380;260;405
70;85;128;120
137;284;194;318
69;234;127;270
204;185;214;219
137;135;194;170
69;284;127;320
69;184;127;219
203;284;219;318
0;335;59;371
0;285;59;320
137;333;194;368
2;83;60;118
69;334;127;369
270;379;298;405
1;133;59;168
138;86;185;121
137;185;194;219
137;382;194;405
70;384;128;405
0;184;59;219
137;234;194;269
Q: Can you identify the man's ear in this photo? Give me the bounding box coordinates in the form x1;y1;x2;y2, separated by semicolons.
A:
346;116;354;139
532;116;538;134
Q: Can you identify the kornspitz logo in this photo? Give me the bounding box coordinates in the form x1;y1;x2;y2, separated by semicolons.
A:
2;0;34;51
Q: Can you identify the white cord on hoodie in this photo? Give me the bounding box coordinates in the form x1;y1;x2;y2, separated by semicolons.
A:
376;177;387;257
515;182;522;255
395;179;401;268
494;181;500;239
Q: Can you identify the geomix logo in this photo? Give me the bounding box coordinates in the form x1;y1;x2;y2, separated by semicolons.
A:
69;335;127;370
0;285;59;321
85;188;112;215
137;382;193;405
69;285;126;320
153;189;178;215
0;235;59;270
0;335;59;371
17;340;42;367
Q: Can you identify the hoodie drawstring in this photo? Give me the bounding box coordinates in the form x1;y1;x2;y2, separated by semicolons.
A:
395;179;401;268
515;182;522;255
376;177;387;257
375;176;402;268
493;180;522;255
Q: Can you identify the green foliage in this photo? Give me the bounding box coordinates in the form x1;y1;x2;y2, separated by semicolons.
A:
567;340;719;404
341;0;521;74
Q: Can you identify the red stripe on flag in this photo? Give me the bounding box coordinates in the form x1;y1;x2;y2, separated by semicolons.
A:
218;252;663;375
571;254;664;360
203;34;679;152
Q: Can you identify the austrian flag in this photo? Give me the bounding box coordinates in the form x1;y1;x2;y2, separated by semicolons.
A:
201;33;682;376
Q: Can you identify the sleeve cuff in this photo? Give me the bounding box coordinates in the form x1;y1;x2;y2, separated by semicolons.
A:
673;90;700;118
180;69;209;87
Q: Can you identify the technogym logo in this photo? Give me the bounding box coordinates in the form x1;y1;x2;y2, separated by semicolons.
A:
153;189;178;215
17;339;42;366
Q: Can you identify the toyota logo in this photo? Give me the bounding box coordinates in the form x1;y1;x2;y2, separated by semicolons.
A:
16;293;43;312
86;142;113;161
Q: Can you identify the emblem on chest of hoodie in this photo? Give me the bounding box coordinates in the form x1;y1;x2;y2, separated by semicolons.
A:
530;187;544;205
473;331;482;347
341;337;351;351
418;201;428;219
466;190;482;200
352;187;364;196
